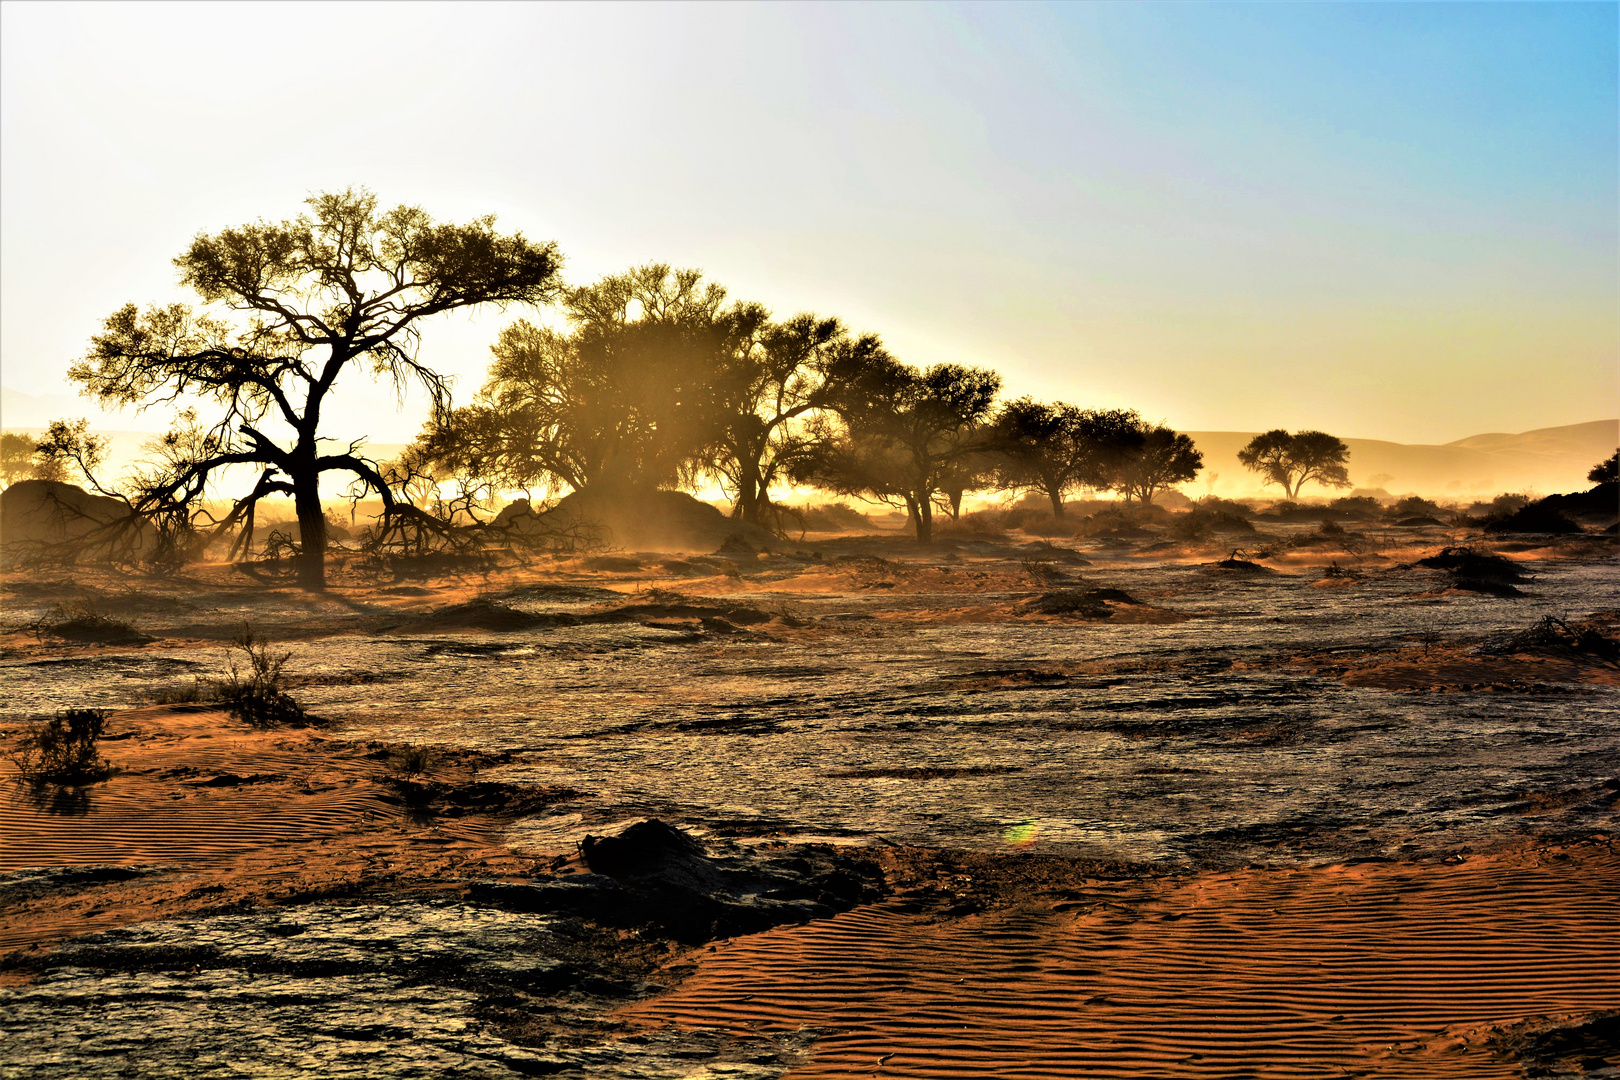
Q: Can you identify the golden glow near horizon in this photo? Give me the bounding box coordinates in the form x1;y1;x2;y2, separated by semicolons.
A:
1;3;1615;460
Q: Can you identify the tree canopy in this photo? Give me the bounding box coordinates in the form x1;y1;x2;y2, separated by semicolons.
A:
1589;449;1619;485
1237;429;1351;498
1115;425;1203;505
991;399;1145;518
69;188;563;587
793;354;1001;543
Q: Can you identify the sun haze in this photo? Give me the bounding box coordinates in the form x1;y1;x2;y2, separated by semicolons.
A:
1;2;1614;445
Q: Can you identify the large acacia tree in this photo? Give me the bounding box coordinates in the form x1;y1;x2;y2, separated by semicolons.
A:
70;189;563;588
1237;429;1351;497
430;264;760;498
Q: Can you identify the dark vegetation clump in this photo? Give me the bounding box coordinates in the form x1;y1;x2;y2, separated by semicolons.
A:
793;501;874;532
1386;496;1445;522
1484;502;1583;535
1171;505;1255;540
1019;555;1068;584
27;597;150;645
220;628;311;728
389;745;438;778
1215;549;1269;572
1019;587;1135;618
1327;496;1382;519
1416;546;1527;595
1484;616;1620;661
9;708;112;783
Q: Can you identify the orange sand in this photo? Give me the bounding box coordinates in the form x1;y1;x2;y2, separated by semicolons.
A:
624;841;1620;1078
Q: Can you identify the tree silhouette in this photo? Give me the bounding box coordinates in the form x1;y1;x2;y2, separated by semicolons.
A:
992;399;1144;518
1;432;40;487
1589;449;1619;485
795;353;1000;543
1237;429;1351;498
71;189;562;588
709;313;867;529
432;265;760;501
1115;425;1202;505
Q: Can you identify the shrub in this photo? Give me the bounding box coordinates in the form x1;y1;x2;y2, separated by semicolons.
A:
795;501;874;532
1386;496;1445;521
1328;496;1382;519
390;745;437;778
10;708;111;782
1484;503;1582;535
220;627;310;727
28;597;149;645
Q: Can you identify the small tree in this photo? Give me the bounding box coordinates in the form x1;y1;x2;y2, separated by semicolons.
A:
1;432;40;487
1589;449;1619;485
1115;425;1202;505
70;188;563;589
1237;429;1352;498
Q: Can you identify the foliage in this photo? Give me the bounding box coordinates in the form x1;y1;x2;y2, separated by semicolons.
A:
990;399;1143;518
220;627;309;727
390;745;438;778
1386;495;1445;520
1;432;44;486
431;265;756;498
27;596;148;644
1237;430;1352;498
1114;426;1203;505
1590;449;1619;485
792;355;1001;543
9;709;111;783
68;188;563;589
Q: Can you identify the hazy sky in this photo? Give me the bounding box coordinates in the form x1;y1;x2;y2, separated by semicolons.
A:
1;1;1614;444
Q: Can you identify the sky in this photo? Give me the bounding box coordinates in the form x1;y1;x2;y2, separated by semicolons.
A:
1;1;1615;445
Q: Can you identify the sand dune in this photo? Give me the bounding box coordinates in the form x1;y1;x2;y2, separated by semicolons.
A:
625;842;1620;1077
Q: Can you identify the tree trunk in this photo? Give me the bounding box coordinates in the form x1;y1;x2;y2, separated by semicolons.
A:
735;465;762;525
914;494;933;545
1048;488;1066;519
293;472;327;591
947;488;963;520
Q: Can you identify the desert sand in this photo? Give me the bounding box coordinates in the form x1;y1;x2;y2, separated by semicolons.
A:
2;517;1616;1077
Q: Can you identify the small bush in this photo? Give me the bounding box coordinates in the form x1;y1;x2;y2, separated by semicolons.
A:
1020;555;1067;584
28;597;149;645
1328;496;1382;519
10;708;111;782
1386;496;1446;521
795;501;874;532
390;745;438;778
220;627;310;728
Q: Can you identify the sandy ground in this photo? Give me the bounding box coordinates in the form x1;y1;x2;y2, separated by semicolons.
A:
2;520;1617;1076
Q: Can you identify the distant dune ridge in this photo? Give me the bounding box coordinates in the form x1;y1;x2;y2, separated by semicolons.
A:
1186;420;1617;499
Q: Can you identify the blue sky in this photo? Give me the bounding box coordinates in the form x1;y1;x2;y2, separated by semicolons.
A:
1;1;1614;443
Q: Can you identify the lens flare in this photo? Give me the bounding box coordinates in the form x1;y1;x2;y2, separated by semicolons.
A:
1003;821;1039;848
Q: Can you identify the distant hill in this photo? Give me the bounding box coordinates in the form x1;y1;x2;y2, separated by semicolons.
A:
1186;420;1617;500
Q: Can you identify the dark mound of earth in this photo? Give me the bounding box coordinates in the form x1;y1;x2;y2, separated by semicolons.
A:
500;489;777;553
1019;588;1135;618
1418;546;1528;595
473;819;884;943
1485;502;1583;534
